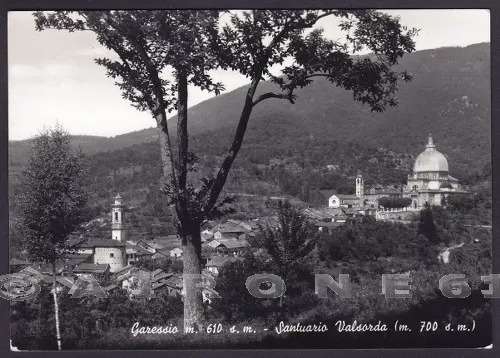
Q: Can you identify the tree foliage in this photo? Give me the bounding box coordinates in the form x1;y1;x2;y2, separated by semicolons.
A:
16;127;89;263
258;200;318;279
33;9;418;224
33;9;417;329
378;196;412;209
417;202;439;244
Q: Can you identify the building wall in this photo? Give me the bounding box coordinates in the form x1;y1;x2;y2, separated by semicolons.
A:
111;204;125;241
112;228;126;242
170;248;183;258
94;247;126;272
328;195;340;208
77;248;93;255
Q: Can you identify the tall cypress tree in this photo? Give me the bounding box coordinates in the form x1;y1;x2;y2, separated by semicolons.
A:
417;202;439;244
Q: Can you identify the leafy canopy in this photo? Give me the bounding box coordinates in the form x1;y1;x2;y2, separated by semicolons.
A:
258;200;318;278
378;196;412;209
217;10;418;112
33;10;418;224
16;127;89;263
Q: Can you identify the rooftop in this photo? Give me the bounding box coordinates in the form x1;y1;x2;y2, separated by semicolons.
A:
70;237;126;248
206;256;242;268
217;239;249;249
217;222;249;233
337;194;360;200
73;263;110;273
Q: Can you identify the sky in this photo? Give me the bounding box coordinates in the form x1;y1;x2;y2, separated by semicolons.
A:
8;10;490;141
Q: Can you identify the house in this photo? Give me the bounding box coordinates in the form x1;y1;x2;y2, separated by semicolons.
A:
343;208;360;218
151;250;170;260
163;274;183;297
137;235;182;253
201;231;214;242
111;265;135;282
214;239;249;256
170;247;183;258
245;220;261;231
320;190;339;208
214;222;248;240
238;221;254;232
205;240;221;250
335;194;361;208
137;240;164;253
126;245;154;265
73;263;110;276
324;208;348;222
315;221;343;234
115;268;153;297
205;256;242;276
357;207;377;216
69;237;127;273
63;253;93;268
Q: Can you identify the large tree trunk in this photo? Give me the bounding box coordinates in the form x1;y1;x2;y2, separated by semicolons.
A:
51;262;62;350
174;72;205;333
182;227;204;333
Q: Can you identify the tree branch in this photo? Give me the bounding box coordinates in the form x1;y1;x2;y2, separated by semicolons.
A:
252;91;295;106
201;11;339;218
102;12;180;211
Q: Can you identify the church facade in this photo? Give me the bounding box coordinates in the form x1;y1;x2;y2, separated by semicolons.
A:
402;135;467;210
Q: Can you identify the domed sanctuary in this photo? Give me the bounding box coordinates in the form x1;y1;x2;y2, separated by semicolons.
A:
403;134;467;210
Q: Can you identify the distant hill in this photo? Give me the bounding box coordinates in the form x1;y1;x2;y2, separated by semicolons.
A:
8;128;159;165
165;42;490;180
10;43;490;179
8;43;491;242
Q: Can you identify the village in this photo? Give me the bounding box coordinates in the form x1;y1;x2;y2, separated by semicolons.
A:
9;135;471;302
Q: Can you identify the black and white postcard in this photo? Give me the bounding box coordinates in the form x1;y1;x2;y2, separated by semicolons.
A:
5;7;494;352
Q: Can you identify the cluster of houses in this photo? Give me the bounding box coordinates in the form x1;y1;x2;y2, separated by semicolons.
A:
11;135;467;301
9;194;281;302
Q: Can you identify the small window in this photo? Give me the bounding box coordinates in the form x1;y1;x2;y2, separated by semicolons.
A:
110;253;114;258
115;212;119;221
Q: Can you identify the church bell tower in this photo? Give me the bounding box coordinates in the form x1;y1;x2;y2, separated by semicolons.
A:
356;174;364;207
111;193;126;241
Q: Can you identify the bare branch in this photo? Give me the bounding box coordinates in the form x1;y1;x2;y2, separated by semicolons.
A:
252;91;295;106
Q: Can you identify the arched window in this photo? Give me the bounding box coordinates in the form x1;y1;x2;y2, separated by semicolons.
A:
413;200;418;209
115;212;119;222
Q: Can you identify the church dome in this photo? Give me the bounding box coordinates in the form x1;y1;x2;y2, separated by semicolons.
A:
413;135;449;173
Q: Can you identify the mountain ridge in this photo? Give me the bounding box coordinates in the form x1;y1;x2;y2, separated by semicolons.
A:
9;42;490;180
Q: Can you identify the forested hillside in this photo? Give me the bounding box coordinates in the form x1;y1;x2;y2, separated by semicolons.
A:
9;43;491;242
10;43;490;177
